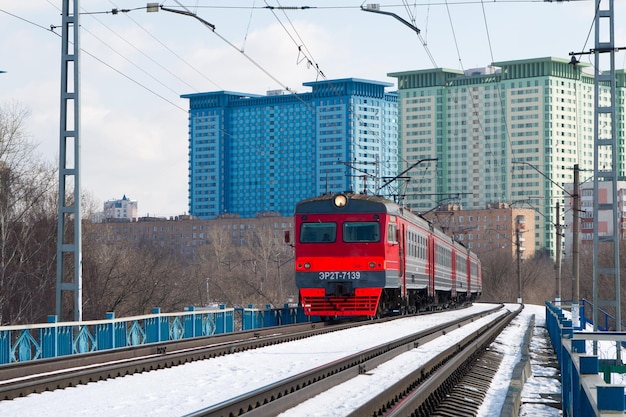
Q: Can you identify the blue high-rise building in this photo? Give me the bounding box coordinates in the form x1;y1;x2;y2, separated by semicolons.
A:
182;78;398;218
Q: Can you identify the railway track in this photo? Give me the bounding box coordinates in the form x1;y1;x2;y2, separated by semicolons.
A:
350;304;522;417
0;319;363;401
0;306;478;402
183;304;507;417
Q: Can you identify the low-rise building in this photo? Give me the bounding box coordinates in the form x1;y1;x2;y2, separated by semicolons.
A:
423;203;536;259
564;180;626;258
88;212;294;256
103;195;138;222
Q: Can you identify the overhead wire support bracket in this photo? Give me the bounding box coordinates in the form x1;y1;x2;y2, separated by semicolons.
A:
378;158;437;191
360;4;420;35
147;3;215;31
264;6;313;10
511;160;572;197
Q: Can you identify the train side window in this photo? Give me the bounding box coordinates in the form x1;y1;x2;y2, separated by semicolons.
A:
387;224;397;244
300;223;337;243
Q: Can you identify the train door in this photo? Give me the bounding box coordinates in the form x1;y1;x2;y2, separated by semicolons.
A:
399;224;406;299
427;235;435;298
465;252;474;298
451;250;457;298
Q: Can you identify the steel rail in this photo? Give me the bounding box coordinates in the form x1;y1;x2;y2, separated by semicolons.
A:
183;304;505;417
359;304;522;416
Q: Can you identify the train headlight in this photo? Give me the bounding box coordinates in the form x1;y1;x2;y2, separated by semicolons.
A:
333;194;348;208
304;262;311;270
369;261;376;269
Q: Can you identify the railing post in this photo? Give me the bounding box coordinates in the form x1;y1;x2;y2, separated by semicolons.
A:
184;306;195;338
263;304;276;327
597;385;625;412
97;312;115;350
280;303;291;325
214;304;225;334
42;315;58;359
146;307;161;343
0;327;9;364
225;306;234;333
580;301;586;329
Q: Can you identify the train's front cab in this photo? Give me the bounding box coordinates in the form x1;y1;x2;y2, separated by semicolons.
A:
293;193;391;318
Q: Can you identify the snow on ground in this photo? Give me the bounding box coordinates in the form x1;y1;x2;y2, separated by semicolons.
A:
519;325;562;417
0;303;546;417
477;303;546;416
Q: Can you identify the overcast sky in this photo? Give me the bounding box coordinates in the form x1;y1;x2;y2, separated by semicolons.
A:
1;1;624;218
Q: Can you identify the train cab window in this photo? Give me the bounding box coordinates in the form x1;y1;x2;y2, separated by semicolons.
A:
343;222;380;243
300;223;337;243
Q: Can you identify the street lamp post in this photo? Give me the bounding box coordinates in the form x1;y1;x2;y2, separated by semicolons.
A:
572;165;580;328
515;217;524;304
555;202;562;306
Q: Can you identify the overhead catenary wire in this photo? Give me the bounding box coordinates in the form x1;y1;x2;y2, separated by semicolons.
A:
168;0;317;111
80;24;182;97
570;0;601;71
240;0;257;52
6;1;591;195
255;0;399;175
1;4;189;112
263;0;326;80
441;0;507;205
106;0;223;90
476;0;518;203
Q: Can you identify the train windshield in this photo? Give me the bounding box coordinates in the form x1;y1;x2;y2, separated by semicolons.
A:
300;222;336;243
343;222;380;243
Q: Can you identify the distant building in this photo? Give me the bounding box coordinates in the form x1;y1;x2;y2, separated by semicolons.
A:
103;195;138;222
182;78;398;219
88;212;294;256
424;203;536;260
564;180;626;257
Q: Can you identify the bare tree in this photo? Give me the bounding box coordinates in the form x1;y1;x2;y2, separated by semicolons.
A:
188;224;296;309
194;225;240;306
0;102;57;324
519;252;556;304
478;250;517;303
479;249;556;306
241;228;287;305
82;225;194;319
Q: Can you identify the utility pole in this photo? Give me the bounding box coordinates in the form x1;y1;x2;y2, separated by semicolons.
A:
555;202;562;306
515;216;524;304
571;164;580;328
56;0;82;321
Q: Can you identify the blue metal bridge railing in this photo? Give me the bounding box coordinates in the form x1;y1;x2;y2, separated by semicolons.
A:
0;304;310;365
546;301;626;416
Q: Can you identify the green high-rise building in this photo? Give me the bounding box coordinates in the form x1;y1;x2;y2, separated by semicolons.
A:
390;57;626;256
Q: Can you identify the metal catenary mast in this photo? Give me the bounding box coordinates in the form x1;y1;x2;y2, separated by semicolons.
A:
56;0;82;321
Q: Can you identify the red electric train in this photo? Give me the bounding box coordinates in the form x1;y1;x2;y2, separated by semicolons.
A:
293;193;482;318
